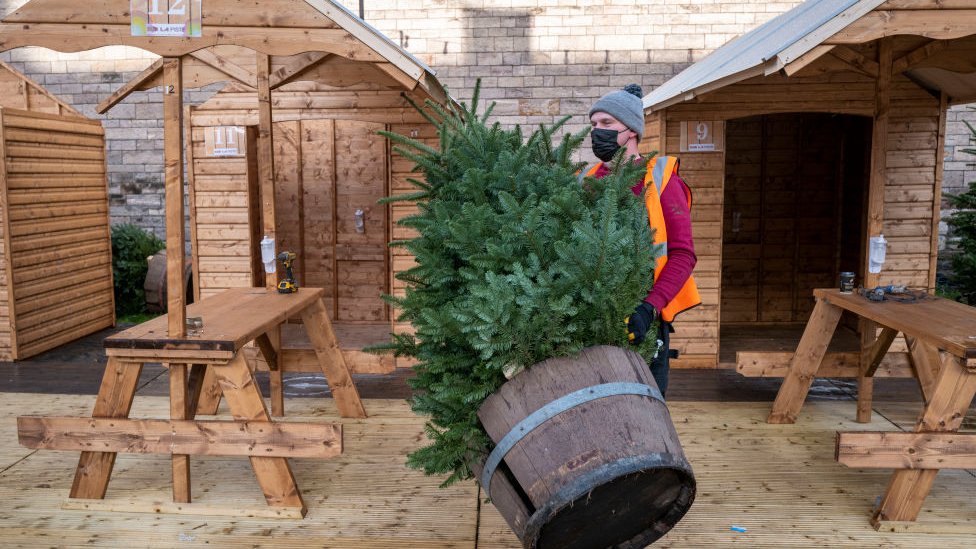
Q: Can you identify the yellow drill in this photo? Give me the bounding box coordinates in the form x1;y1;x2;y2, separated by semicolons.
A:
276;251;298;294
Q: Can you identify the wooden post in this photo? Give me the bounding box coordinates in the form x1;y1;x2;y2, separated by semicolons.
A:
929;92;948;293
163;57;186;337
256;54;277;289
864;38;892;289
169;363;191;502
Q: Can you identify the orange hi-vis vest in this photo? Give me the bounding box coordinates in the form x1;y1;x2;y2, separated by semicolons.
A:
581;156;701;322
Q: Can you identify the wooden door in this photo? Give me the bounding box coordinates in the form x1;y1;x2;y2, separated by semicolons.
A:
721;113;868;324
272;119;389;322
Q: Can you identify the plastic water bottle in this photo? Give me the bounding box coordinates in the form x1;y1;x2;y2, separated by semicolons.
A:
869;234;887;274
260;235;276;274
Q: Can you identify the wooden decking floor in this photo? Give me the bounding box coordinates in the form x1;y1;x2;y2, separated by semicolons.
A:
3;393;975;548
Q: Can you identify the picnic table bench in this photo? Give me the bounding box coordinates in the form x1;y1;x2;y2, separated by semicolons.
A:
17;287;365;518
768;288;976;527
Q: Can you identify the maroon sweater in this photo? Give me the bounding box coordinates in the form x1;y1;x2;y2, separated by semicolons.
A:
592;162;697;314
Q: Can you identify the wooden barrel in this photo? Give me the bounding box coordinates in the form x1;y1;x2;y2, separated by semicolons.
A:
477;345;695;548
144;250;194;312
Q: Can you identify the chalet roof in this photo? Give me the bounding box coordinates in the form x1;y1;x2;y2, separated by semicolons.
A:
0;0;448;102
643;0;976;111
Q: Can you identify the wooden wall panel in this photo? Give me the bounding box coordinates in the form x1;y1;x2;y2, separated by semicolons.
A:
300;119;336;298
334;119;388;323
0;108;114;360
880;76;941;290
663;120;724;367
189;126;253;301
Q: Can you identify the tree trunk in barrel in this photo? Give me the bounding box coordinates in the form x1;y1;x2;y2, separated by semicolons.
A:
477;345;695;548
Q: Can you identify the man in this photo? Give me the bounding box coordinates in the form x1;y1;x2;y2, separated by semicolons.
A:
582;84;700;397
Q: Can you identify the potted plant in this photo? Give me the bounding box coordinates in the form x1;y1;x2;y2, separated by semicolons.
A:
380;85;695;548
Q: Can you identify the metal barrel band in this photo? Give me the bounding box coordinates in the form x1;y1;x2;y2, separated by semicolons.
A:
480;381;664;499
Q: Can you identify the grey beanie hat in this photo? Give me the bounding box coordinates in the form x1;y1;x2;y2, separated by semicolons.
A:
588;84;645;139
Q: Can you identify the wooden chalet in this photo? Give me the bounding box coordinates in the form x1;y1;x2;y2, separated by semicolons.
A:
640;0;976;376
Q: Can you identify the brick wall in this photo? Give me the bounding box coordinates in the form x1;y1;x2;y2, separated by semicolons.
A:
0;0;973;260
344;0;804;146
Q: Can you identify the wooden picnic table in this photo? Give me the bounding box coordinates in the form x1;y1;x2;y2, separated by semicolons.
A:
768;288;976;527
17;287;365;518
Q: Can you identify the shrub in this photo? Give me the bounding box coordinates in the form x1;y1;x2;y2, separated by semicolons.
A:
111;223;164;316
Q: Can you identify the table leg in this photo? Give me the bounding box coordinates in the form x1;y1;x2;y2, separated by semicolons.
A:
169;364;191;503
186;364;208;418
195;364;223;415
768;297;842;424
857;320;877;423
905;336;941;404
70;358;143;499
858;326;899;421
301;297;367;419
212;353;306;513
872;353;976;524
256;330;283;417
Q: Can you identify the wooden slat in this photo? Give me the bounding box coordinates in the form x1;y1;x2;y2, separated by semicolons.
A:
737;350;913;378
837;432;976;469
61;498;304;519
269;52;331;90
189;49;257;89
0;24;386;62
96;59;164;115
17;416;341;458
104;287;326;354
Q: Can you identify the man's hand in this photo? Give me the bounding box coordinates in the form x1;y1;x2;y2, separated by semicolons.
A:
625;302;657;345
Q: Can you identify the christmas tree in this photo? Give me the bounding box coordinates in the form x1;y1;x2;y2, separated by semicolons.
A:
381;83;661;486
945;119;976;304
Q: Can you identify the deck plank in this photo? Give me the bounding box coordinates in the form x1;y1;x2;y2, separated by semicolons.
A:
5;394;976;547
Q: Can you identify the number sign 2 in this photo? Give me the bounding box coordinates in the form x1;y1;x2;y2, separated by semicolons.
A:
131;0;202;37
679;120;725;153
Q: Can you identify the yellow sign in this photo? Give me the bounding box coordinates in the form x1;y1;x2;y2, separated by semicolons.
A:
204;126;245;157
131;0;202;37
680;121;725;153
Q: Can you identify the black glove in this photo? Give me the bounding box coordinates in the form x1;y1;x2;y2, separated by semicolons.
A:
626;302;657;346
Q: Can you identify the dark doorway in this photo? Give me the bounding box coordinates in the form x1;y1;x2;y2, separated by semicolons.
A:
721;113;872;328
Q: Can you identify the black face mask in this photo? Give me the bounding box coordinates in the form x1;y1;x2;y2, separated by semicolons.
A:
591;128;621;162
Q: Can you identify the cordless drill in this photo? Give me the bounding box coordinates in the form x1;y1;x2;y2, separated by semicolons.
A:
276;251;298;294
